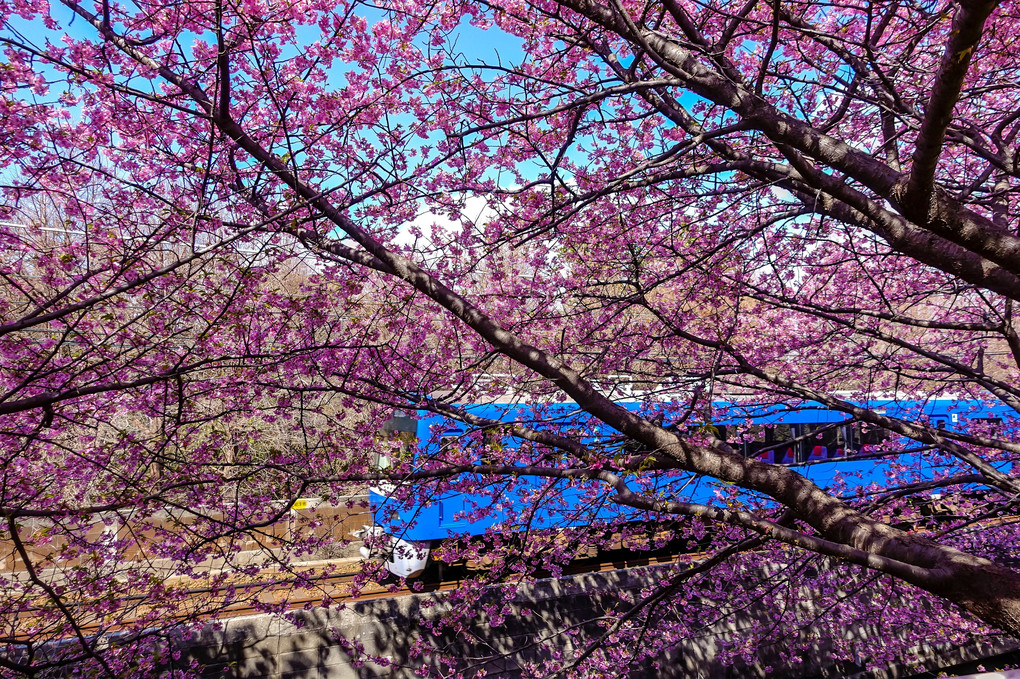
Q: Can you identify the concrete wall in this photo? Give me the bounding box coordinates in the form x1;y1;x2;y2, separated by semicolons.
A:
175;562;1020;679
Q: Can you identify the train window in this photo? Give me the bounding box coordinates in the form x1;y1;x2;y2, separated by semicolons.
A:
969;417;1003;435
744;424;795;464
372;451;392;470
803;424;839;461
375;411;418;469
834;425;850;456
855;423;892;453
741;425;766;458
373;430;416;470
971;417;1003;425
773;424;797;464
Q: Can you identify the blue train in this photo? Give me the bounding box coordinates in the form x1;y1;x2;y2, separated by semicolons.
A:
362;397;1015;577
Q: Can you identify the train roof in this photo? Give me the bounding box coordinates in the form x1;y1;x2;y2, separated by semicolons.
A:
411;396;1013;432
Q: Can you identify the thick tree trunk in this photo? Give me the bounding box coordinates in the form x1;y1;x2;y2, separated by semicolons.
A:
927;556;1020;638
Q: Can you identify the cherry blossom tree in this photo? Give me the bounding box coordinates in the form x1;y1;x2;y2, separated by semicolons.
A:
2;0;1020;675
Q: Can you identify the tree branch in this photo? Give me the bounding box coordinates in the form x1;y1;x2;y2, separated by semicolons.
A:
903;0;1000;209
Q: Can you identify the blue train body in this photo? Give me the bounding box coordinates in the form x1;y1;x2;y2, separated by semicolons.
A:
364;398;1015;577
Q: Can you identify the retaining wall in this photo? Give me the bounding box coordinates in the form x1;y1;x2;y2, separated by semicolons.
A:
177;563;1019;679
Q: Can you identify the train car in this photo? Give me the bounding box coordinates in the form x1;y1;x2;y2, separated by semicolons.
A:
362;398;1015;578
